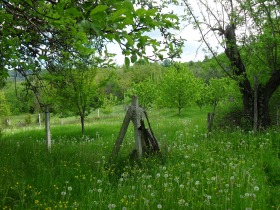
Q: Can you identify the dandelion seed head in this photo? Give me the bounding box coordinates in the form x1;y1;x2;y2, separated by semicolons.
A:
157;204;162;209
254;186;259;191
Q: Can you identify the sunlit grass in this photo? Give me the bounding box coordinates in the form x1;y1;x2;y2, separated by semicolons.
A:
0;106;279;209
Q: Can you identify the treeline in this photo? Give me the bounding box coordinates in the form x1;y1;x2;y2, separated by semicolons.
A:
1;57;280;131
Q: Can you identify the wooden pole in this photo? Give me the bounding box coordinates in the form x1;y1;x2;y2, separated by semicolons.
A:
132;96;142;157
111;107;132;158
45;105;51;151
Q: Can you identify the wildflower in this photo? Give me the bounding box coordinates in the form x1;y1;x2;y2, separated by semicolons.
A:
61;191;66;196
178;199;185;206
179;184;184;189
254;186;259;191
97;188;102;193
195;181;200;186
97;179;102;184
67;186;72;191
108;203;116;209
206;195;212;200
157;204;162;209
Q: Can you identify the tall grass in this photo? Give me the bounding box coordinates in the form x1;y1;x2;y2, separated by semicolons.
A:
0;106;279;209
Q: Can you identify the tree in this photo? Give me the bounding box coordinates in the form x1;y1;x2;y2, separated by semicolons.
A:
158;65;198;115
183;0;280;128
128;79;158;108
1;0;183;87
50;65;102;135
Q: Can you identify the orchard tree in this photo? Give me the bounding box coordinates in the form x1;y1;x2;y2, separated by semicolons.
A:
159;65;198;115
183;0;280;128
50;64;103;135
195;79;212;110
128;79;158;108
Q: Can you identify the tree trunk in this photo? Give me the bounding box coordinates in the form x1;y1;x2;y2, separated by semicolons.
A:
81;114;85;136
222;24;280;129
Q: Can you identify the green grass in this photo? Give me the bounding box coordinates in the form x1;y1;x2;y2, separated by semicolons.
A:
0;106;279;209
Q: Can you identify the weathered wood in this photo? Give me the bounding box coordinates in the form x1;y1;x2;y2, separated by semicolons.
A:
45;105;51;151
111;107;132;158
132;96;142;156
111;95;160;160
143;110;160;151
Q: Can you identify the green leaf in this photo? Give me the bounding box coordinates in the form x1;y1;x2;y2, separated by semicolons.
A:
125;57;130;67
131;53;137;63
109;8;127;21
135;8;146;16
65;8;81;17
124;35;134;46
90;5;108;16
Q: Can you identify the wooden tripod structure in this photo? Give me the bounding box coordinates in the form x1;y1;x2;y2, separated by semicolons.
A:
111;96;160;159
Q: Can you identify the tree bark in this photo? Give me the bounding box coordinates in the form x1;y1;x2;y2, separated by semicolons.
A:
222;24;280;128
81;114;85;136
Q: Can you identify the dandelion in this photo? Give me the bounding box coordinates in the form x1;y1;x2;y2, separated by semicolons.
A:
97;188;102;193
178;199;185;206
179;184;184;189
108;203;116;209
195;181;200;186
156;173;161;178
206;195;212;200
254;186;259;191
61;191;66;196
97;179;102;184
67;186;72;191
157;204;162;209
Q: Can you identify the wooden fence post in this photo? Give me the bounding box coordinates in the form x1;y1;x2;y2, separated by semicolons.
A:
45;105;51;151
132;96;142;157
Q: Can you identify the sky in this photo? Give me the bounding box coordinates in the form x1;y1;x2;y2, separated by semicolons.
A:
106;2;212;66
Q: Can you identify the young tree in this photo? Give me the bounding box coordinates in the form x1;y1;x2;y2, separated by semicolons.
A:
128;79;158;108
183;0;280;128
158;65;199;115
51;65;102;135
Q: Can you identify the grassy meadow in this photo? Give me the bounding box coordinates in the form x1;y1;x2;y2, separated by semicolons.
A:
0;106;279;209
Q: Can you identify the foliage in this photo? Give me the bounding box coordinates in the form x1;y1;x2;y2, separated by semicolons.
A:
101;94;118;115
158;65;199;114
128;79;158;108
1;0;183;88
209;77;241;105
195;78;212;110
0;91;11;119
